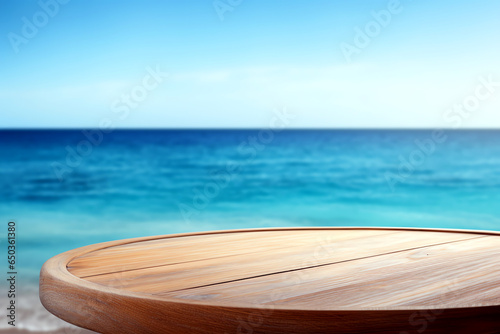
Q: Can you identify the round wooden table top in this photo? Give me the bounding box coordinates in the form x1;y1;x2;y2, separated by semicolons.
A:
40;227;500;333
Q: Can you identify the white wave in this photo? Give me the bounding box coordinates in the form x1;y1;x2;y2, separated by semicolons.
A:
1;285;95;333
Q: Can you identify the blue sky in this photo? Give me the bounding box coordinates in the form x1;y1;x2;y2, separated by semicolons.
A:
1;0;499;128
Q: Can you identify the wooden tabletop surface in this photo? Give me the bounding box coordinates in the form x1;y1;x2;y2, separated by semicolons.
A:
40;227;500;333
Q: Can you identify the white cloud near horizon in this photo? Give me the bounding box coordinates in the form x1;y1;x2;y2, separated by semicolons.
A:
2;63;499;128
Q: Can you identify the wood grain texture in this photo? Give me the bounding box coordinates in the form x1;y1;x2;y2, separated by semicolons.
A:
40;227;500;333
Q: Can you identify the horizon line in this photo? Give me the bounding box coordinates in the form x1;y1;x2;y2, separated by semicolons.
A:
1;128;499;131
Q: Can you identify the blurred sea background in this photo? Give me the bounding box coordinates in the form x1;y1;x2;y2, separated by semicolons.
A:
1;129;500;332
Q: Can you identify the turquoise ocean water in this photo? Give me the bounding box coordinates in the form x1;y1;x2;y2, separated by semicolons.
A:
1;129;500;332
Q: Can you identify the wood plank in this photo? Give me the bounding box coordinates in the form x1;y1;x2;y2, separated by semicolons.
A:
68;229;395;276
80;230;481;294
158;236;500;308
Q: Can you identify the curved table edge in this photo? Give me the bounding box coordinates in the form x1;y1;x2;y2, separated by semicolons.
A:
40;227;500;334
